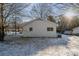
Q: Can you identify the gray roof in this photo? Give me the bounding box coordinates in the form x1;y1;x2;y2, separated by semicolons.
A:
22;18;56;27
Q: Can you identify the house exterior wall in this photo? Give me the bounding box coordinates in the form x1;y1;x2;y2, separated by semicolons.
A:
72;27;79;34
22;20;57;37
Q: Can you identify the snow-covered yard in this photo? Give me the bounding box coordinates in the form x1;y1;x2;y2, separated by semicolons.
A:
0;35;79;56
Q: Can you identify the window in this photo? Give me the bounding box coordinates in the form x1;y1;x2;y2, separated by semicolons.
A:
29;27;33;31
47;27;53;31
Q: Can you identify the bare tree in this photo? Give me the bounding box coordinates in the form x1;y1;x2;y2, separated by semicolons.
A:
69;16;79;29
27;3;53;20
0;3;30;41
0;4;4;41
56;3;79;33
47;15;56;22
9;15;23;35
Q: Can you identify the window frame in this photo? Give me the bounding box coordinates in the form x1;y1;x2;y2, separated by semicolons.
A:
47;27;53;31
29;27;33;31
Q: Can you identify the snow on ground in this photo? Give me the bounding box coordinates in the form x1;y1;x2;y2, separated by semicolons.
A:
0;35;79;56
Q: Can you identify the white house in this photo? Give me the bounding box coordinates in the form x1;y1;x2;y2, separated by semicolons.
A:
72;27;79;34
22;19;58;37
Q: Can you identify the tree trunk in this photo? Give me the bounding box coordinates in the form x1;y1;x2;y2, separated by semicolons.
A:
14;19;17;35
0;3;5;41
1;26;5;41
